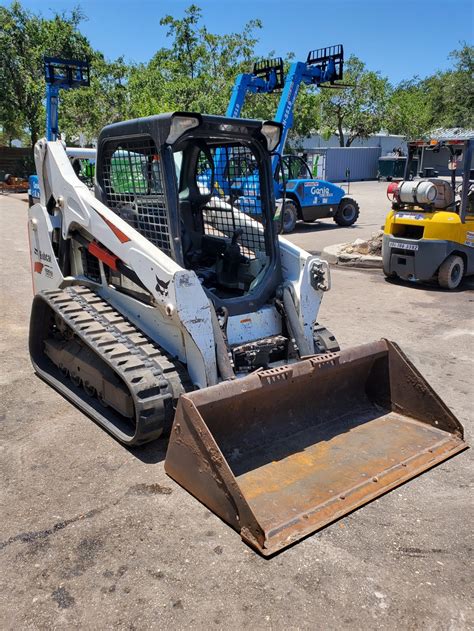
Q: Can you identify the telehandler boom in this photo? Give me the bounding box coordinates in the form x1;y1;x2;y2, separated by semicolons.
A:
28;112;466;555
223;47;360;233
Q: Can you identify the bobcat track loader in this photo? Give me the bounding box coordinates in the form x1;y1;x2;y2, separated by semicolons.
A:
28;113;467;555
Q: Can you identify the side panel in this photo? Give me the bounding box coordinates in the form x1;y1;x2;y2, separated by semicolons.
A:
31;139;219;388
284;179;344;214
278;238;328;349
28;203;64;292
299;203;338;221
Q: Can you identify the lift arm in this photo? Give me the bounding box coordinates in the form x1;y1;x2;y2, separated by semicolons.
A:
271;45;344;173
225;59;284;118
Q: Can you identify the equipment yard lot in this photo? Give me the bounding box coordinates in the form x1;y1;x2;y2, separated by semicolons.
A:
1;187;473;630
286;179;391;254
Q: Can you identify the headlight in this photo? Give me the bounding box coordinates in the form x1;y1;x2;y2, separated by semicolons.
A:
166;115;200;144
261;122;282;152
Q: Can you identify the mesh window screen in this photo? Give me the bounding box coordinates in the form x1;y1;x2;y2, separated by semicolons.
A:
101;137;172;255
197;144;267;260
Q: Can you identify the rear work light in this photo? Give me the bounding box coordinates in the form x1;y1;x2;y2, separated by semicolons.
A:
261;122;282;152
166;115;200;144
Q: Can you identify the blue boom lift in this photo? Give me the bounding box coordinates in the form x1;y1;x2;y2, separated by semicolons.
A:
222;46;360;233
28;57;90;205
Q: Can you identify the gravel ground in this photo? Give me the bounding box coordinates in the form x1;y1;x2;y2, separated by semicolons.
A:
1;191;473;630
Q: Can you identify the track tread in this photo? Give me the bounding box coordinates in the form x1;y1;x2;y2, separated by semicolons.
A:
36;286;191;444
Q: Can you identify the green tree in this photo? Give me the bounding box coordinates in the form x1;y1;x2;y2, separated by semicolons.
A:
0;110;28;147
318;56;390;146
385;79;431;140
59;54;129;144
0;1;93;148
422;43;474;128
127;6;323;149
128;5;263;119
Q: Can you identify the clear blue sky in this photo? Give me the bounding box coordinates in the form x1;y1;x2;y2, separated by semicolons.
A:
5;0;474;83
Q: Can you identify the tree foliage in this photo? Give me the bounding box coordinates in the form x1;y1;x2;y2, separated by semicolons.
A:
386;43;474;139
127;5;263;118
422;43;474;129
317;56;390;146
385;79;432;140
1;2;473;149
0;1;92;146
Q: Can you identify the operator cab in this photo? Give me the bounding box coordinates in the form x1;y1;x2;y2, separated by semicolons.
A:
173;136;270;301
96;113;283;315
281;155;312;180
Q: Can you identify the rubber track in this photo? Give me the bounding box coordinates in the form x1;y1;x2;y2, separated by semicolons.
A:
33;285;190;445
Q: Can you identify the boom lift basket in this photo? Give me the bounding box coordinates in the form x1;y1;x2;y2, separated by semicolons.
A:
165;339;466;555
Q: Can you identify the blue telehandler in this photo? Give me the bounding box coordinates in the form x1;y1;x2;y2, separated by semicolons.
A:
222;46;360;233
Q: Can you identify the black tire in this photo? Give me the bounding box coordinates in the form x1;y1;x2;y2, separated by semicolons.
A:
282;200;298;234
28;194;34;207
438;254;464;290
334;197;360;226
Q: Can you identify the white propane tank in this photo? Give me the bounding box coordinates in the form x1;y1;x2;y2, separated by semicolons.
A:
398;180;437;205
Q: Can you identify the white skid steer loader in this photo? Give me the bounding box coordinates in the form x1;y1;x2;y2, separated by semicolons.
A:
28;112;467;555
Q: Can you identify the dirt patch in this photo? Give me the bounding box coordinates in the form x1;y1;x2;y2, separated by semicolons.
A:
128;483;173;495
51;586;75;609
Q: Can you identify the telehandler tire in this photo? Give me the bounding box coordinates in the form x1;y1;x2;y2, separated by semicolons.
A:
438;254;464;290
334;198;359;226
282;200;298;233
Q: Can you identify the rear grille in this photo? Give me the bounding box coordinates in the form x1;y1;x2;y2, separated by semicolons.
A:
81;248;101;282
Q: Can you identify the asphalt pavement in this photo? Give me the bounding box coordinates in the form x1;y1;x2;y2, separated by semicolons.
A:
1;190;473;630
285;180;388;254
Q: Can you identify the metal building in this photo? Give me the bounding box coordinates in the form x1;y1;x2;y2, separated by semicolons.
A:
304;147;381;181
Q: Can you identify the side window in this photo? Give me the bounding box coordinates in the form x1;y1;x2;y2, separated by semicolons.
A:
107;146;164;196
109;149;147;194
196;150;214;194
173;151;183;188
286;156;310;180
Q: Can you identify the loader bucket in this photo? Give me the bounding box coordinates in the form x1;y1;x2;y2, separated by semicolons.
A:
165;340;467;556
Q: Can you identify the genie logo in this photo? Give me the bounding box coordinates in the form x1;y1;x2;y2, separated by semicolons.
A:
311;186;331;197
